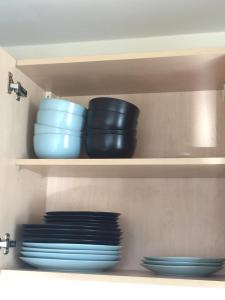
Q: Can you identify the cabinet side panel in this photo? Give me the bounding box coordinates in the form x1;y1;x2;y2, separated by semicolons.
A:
0;48;47;269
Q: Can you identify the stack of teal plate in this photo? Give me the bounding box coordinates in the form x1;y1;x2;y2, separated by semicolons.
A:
20;211;122;272
20;243;121;272
142;256;225;277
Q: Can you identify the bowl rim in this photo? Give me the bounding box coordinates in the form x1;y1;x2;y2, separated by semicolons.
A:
89;97;139;112
34;133;82;138
88;108;139;116
35;123;82;133
40;98;87;111
37;109;85;119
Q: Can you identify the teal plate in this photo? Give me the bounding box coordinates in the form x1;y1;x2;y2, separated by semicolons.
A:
142;259;222;267
142;263;222;277
21;251;120;261
144;256;225;264
22;242;121;251
21;247;119;255
20;256;119;271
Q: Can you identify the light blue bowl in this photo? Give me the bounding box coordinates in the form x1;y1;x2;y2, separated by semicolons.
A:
37;110;85;131
33;134;81;158
39;98;87;116
34;123;82;136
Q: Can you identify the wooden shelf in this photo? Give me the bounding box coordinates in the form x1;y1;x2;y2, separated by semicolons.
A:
2;269;225;288
16;157;225;178
17;48;225;96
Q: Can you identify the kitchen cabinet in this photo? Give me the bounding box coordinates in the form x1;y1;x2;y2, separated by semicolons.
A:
1;46;225;290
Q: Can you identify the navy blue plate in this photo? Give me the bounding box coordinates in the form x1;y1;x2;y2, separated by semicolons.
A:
46;211;120;217
23;237;120;245
23;232;121;240
23;228;121;235
23;223;120;230
44;215;119;222
44;218;119;225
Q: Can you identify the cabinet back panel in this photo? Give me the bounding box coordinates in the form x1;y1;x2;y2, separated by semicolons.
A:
47;177;225;273
0;48;47;269
67;90;225;158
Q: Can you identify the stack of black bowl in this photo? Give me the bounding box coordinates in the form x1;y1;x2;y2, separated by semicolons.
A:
86;97;140;158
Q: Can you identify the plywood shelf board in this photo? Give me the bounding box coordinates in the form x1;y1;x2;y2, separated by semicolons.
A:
2;269;225;288
17;48;225;66
16;158;225;178
16;49;225;96
15;157;225;166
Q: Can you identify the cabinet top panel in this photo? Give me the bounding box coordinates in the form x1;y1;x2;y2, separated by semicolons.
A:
17;48;225;96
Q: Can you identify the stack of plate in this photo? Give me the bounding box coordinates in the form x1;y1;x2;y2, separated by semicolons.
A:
142;256;225;277
20;211;121;272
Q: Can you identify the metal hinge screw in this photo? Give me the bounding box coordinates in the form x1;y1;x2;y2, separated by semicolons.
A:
8;72;28;101
0;233;16;255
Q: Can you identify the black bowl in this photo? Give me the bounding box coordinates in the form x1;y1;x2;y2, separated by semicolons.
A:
87;110;138;130
86;133;136;158
89;97;139;118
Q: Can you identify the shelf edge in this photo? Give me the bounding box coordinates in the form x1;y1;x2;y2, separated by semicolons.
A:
15;158;225;167
2;269;225;288
16;47;225;67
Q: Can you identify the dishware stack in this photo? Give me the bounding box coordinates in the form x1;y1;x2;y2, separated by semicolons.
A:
86;97;140;158
142;256;225;277
33;98;87;158
20;211;122;272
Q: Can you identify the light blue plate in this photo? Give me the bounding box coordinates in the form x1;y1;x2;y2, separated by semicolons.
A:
20;257;119;271
143;259;222;267
144;256;225;264
22;242;121;251
142;263;222;277
21;247;119;255
21;251;120;261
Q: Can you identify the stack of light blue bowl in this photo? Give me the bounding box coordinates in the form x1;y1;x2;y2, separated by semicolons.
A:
33;98;87;158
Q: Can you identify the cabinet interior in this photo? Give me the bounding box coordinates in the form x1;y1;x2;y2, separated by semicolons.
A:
46;176;225;274
66;90;225;158
2;47;225;281
42;90;225;275
16;50;225;96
